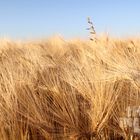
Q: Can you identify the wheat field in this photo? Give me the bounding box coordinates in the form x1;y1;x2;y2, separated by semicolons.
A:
0;36;140;140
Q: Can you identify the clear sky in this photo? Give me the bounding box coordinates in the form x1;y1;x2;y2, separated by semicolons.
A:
0;0;140;39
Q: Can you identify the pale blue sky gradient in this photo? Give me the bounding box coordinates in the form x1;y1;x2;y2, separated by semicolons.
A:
0;0;140;39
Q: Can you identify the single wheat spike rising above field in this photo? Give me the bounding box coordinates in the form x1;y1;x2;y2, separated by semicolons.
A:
0;36;140;140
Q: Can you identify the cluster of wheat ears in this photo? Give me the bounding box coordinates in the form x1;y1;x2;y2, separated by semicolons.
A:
0;33;140;140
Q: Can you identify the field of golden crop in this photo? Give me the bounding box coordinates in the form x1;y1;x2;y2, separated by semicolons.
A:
0;36;140;140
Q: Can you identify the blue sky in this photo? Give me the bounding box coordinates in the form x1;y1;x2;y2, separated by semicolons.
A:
0;0;140;39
